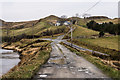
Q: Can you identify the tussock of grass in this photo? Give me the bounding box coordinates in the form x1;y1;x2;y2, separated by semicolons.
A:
2;43;51;79
2;38;52;79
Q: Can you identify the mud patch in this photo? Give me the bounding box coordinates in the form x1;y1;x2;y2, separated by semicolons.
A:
49;58;65;64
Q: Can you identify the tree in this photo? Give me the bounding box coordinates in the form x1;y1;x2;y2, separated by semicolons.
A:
75;13;79;17
113;24;118;35
99;31;104;37
109;22;113;24
118;24;120;35
87;20;120;35
72;20;76;24
87;20;96;29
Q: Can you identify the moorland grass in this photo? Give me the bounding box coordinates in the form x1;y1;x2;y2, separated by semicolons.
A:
2;41;51;79
75;36;118;51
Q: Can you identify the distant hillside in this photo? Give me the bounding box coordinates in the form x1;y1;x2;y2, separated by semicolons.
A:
0;15;118;29
86;16;109;19
68;16;118;26
1;15;62;29
90;18;119;24
0;19;39;29
0;19;4;22
1;15;69;38
40;15;61;21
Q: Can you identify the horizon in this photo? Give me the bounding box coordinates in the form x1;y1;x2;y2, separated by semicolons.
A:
0;1;118;22
0;15;118;22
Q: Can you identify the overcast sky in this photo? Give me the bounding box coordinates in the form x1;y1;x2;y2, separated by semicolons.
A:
0;0;119;22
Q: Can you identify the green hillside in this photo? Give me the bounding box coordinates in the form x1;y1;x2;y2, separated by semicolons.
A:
64;25;99;39
74;36;118;51
2;15;69;41
69;17;118;27
72;25;99;37
64;25;118;51
40;15;61;21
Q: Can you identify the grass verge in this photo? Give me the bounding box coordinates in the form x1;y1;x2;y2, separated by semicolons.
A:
61;42;120;79
68;38;120;61
2;40;52;79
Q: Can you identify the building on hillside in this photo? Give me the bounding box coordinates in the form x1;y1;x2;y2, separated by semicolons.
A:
55;22;61;26
98;22;104;24
64;21;71;26
49;20;57;26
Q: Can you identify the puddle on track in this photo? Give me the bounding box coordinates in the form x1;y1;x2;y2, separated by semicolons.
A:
34;43;107;79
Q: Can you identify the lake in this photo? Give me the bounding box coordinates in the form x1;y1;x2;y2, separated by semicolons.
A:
0;49;20;77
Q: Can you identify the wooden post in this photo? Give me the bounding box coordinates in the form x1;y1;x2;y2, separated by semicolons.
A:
32;24;34;39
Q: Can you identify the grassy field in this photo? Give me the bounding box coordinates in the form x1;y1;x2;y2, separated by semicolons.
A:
64;25;99;39
1;15;69;38
62;43;120;79
64;24;118;51
2;22;47;36
72;25;99;37
64;24;119;61
74;36;118;51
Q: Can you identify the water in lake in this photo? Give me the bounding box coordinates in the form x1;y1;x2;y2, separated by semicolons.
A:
0;49;20;77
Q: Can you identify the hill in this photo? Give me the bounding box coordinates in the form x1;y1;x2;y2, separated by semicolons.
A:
72;25;99;38
1;15;119;39
1;15;60;29
1;15;118;29
1;15;69;42
64;24;119;50
86;16;109;19
64;24;118;52
1;19;39;29
68;16;118;27
40;15;61;21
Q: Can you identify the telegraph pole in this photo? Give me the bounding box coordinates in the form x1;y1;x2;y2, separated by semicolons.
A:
32;24;34;39
70;19;76;47
13;30;14;38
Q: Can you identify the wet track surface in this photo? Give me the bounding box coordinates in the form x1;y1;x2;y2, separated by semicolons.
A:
34;36;108;79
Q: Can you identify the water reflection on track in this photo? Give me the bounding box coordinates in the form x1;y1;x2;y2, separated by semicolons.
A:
34;41;108;79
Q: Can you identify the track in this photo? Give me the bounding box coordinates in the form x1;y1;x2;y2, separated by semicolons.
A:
33;36;108;79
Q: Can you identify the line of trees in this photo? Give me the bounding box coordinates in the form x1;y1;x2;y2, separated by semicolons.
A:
41;27;66;36
87;20;120;35
2;34;41;42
